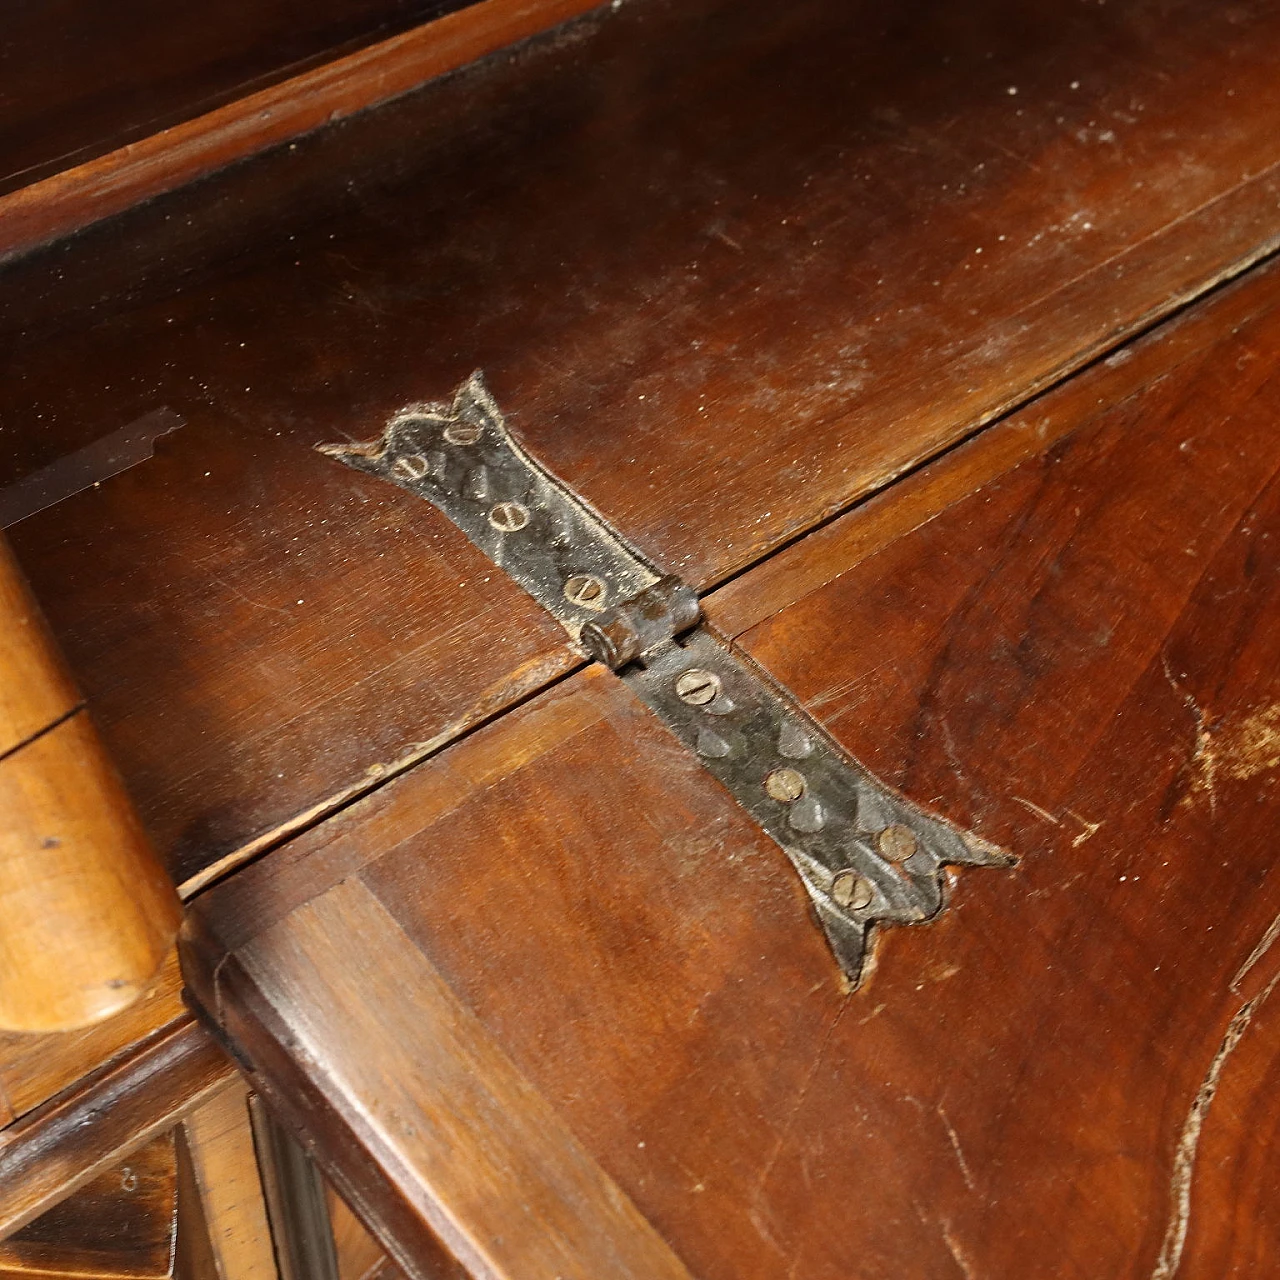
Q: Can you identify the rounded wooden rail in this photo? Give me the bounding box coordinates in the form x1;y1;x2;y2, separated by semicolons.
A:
0;536;180;1033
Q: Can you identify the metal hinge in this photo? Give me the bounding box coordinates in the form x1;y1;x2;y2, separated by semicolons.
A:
320;374;1011;983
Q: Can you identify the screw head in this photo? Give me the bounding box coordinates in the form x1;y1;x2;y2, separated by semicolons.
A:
443;421;483;445
877;824;918;863
392;453;429;480
764;767;806;803
831;870;874;910
564;574;608;610
488;501;530;532
675;669;722;706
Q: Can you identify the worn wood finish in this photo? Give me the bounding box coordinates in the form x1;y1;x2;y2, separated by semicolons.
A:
0;711;183;1032
0;538;181;1032
0;951;186;1125
8;0;1280;892
180;1085;278;1280
0;1133;177;1278
0;538;78;758
0;1018;234;1240
174;1131;220;1280
188;882;694;1280
0;0;604;264
0;1;475;197
328;1187;387;1280
185;254;1280;1277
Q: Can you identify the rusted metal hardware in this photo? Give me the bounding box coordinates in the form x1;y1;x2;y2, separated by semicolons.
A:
320;373;1011;983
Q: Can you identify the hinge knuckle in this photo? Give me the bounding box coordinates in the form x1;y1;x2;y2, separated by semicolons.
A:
579;575;701;669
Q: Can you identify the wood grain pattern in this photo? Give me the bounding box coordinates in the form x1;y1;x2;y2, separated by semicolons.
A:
181;1085;278;1280
0;711;182;1032
194;882;695;1280
8;0;1280;892
186;252;1280;1277
0;1133;177;1278
0;1;473;197
0;0;604;263
0;537;181;1031
0;1017;233;1240
0;951;185;1124
0;538;78;758
329;1185;389;1280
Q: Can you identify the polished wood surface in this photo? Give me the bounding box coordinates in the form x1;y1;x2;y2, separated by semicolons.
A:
0;540;180;1032
180;1085;278;1280
0;1;475;197
7;0;1280;895
0;952;185;1125
0;0;604;263
0;539;78;758
0;1133;177;1278
0;1017;233;1240
190;882;694;1280
185;252;1280;1277
0;712;182;1032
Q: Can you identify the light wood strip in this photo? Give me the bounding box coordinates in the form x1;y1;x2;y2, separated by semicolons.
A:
0;0;602;265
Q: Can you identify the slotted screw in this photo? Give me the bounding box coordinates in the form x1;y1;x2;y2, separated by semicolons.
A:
564;575;607;609
877;824;918;863
443;421;483;445
831;870;874;911
392;454;429;480
675;669;722;706
764;767;806;803
488;501;530;532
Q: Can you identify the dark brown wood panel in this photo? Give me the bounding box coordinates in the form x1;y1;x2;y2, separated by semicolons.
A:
10;0;1280;891
0;1015;233;1239
0;0;606;264
186;253;1280;1276
0;0;475;196
0;1133;177;1276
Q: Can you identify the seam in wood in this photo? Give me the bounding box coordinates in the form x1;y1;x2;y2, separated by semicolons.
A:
1149;974;1278;1280
0;702;85;767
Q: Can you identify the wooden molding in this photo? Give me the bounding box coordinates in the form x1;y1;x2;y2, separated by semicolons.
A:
0;0;603;265
0;1018;233;1240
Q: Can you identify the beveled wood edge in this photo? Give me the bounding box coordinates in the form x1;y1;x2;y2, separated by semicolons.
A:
707;249;1280;638
0;1015;235;1239
0;0;605;266
189;882;698;1280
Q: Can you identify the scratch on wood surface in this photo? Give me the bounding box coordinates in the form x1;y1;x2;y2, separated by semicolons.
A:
1161;657;1217;813
937;1105;976;1193
752;998;850;1216
1150;975;1278;1280
1232;908;1280;993
1013;795;1060;824
941;1219;978;1279
1065;809;1101;846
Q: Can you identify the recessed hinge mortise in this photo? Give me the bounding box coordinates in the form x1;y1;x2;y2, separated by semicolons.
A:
319;372;1012;984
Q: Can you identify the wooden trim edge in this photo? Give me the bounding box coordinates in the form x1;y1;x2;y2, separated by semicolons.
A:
0;1016;234;1238
0;0;605;266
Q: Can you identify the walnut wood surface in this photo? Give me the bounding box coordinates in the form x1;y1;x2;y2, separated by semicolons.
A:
0;538;181;1031
0;1132;177;1278
187;886;694;1280
0;538;78;758
180;1085;278;1280
185;252;1280;1276
0;1;474;197
0;952;185;1125
7;0;1280;893
0;1018;233;1241
0;0;604;264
